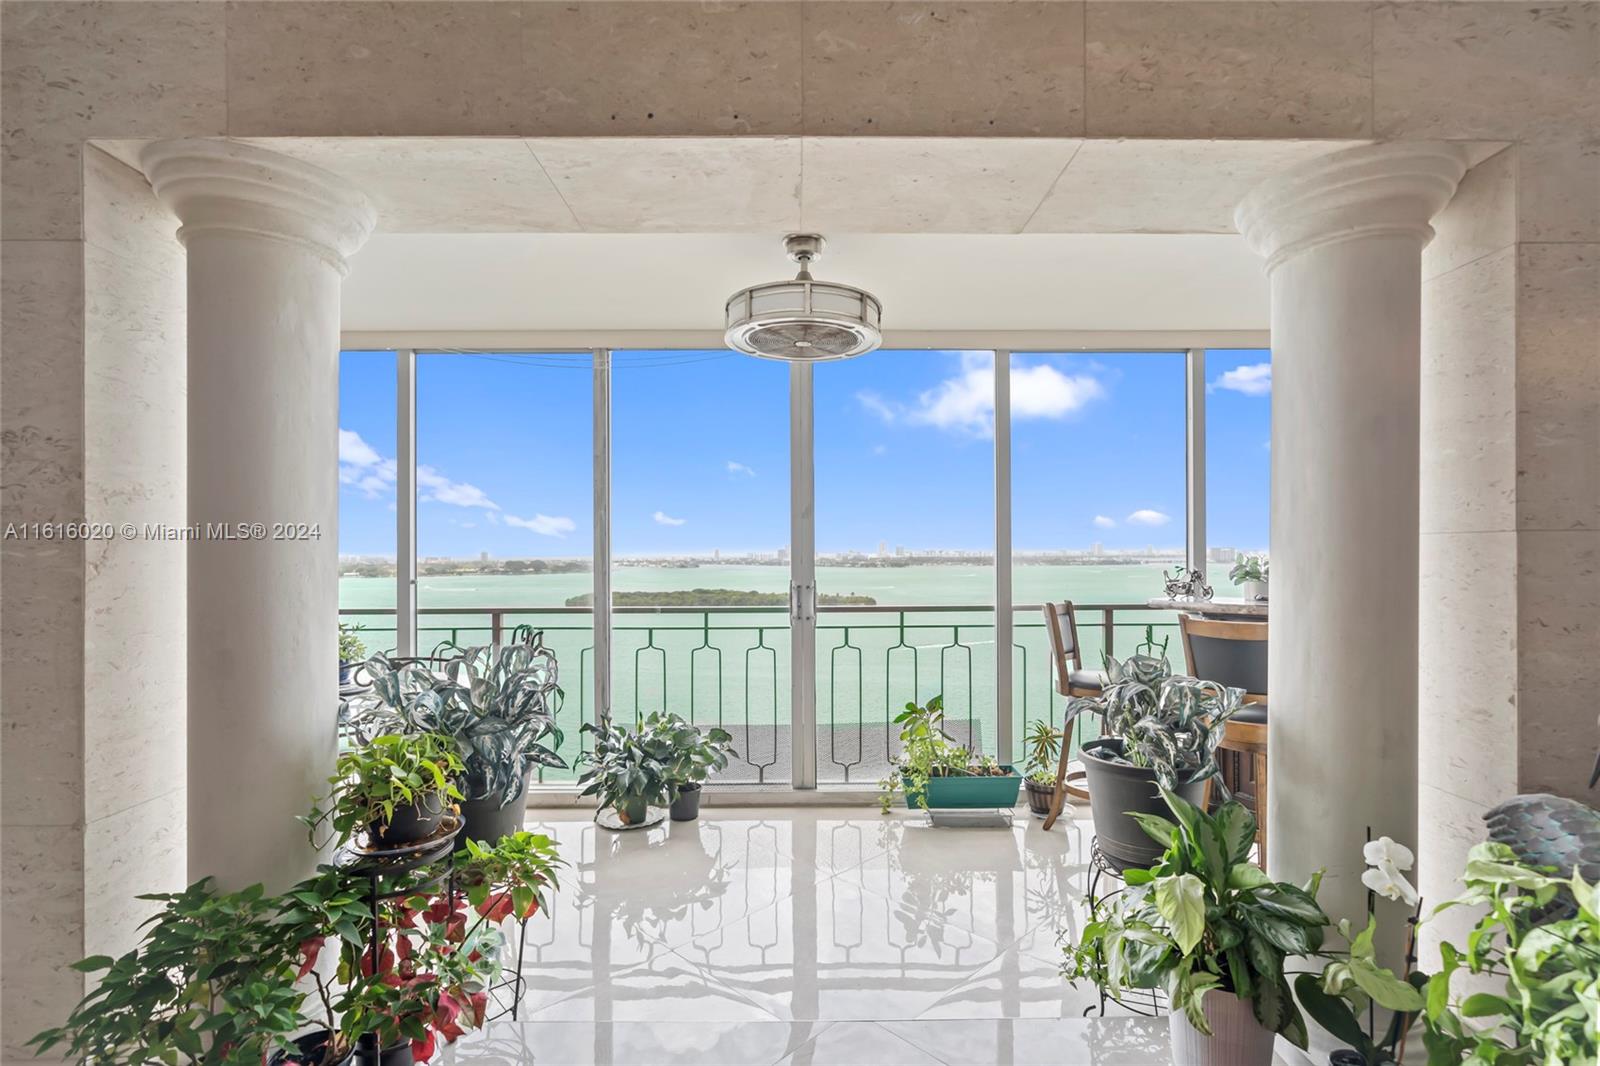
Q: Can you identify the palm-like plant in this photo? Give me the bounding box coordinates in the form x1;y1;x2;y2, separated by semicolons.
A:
351;633;567;810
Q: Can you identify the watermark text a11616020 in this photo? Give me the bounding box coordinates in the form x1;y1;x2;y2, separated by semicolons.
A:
3;521;322;542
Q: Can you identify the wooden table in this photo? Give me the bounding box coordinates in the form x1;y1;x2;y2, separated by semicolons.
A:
1145;596;1268;619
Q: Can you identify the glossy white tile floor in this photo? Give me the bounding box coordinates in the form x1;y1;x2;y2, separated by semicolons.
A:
443;806;1209;1065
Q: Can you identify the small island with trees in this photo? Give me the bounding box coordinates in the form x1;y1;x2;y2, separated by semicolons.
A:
565;589;878;608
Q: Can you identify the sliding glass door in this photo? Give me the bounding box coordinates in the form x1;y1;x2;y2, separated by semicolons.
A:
339;346;1251;790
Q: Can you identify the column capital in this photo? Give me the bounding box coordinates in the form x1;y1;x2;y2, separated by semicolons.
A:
1235;142;1468;272
141;139;375;275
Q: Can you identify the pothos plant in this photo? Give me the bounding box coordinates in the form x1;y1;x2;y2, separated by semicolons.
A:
354;635;567;812
301;733;464;847
28;830;565;1066
1419;842;1600;1065
1064;630;1243;791
1063;788;1423;1050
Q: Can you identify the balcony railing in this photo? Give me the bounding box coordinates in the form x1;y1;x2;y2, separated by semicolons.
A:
338;602;1183;786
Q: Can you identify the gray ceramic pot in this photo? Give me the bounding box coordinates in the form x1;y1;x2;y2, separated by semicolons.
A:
1081;738;1207;872
1168;990;1275;1066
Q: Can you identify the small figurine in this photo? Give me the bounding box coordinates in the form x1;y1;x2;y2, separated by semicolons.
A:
1162;566;1213;602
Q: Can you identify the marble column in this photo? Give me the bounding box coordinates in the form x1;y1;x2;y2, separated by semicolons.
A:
142;140;374;891
1234;143;1466;959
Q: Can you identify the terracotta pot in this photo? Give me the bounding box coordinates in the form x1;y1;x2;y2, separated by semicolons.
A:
1168;990;1276;1066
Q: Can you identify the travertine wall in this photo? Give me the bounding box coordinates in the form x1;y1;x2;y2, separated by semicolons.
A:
1;1;1597;1057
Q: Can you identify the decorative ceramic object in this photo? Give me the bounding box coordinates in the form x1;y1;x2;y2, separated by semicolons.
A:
1162;567;1213;601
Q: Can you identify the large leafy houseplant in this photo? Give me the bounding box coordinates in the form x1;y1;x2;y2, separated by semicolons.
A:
578;717;674;826
1064;789;1422;1065
354;635;566;822
28;829;563;1066
655;712;737;794
1419;842;1600;1065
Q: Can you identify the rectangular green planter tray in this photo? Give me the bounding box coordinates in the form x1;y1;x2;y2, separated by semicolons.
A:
902;766;1022;810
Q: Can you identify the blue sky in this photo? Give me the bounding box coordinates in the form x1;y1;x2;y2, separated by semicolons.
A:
338;348;1271;558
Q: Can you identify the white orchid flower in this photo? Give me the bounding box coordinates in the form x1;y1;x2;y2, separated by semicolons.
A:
1361;859;1421;907
1362;836;1415;872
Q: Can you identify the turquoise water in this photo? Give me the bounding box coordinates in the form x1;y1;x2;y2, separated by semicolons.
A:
340;563;1237;782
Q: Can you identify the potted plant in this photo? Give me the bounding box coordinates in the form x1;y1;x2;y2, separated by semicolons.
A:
650;711;737;821
354;634;566;847
30;824;563;1066
303;733;465;847
1022;719;1064;818
1063;631;1241;871
340;622;368;687
1064;789;1423;1066
1416;841;1600;1065
577;718;673;827
1229;553;1269;602
877;696;1022;813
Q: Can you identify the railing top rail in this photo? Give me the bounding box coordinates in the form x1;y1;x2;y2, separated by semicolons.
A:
339;601;1166;617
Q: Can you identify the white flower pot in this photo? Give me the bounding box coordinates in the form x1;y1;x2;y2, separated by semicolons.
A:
1243;579;1268;602
1168;990;1276;1066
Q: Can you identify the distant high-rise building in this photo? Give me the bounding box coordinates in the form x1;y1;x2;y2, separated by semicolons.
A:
713;548;720;561
1208;546;1239;563
895;545;906;557
1091;542;1104;557
479;551;489;563
776;545;789;563
877;540;887;557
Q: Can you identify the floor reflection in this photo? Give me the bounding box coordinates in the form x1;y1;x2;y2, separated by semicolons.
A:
451;807;1182;1064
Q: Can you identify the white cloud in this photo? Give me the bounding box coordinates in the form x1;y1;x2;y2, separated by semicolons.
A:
653;510;687;527
506;513;576;538
417;465;499;511
726;461;756;478
856;391;897;423
1093;515;1116;529
338;429;398;499
1010;362;1106;421
863;353;1104;437
1126;509;1172;527
1211;362;1271;396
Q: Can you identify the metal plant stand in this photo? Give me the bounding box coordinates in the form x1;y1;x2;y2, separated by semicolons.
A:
1083;838;1166;1019
332;817;538;1034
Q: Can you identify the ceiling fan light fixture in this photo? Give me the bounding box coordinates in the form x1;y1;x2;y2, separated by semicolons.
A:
724;234;883;362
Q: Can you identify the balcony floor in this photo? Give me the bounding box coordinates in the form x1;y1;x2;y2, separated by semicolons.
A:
447;804;1293;1065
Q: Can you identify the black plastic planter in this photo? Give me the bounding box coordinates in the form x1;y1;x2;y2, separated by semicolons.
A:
457;767;532;849
1081;738;1207;872
354;1035;412;1066
368;792;445;846
670;782;703;821
267;1031;353;1066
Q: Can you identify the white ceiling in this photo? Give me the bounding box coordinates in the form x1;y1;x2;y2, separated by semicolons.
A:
104;136;1376;334
341;231;1271;334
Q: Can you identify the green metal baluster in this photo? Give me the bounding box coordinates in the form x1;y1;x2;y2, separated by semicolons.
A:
689;611;724;730
938;624;975;753
829;628;863;782
883;611;913;766
634;627;665;725
742;628;779;784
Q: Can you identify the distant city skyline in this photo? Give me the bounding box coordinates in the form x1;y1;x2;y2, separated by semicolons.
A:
338;349;1270;560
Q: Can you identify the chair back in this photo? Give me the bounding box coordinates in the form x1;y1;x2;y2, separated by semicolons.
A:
1042;601;1085;694
1179;615;1268;701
